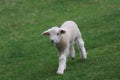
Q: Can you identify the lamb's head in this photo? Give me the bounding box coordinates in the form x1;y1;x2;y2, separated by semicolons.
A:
42;27;66;44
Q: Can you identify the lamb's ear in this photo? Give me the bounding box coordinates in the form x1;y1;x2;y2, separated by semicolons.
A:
60;29;66;34
41;30;50;36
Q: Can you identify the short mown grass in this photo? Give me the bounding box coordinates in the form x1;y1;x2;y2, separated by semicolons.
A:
0;0;120;80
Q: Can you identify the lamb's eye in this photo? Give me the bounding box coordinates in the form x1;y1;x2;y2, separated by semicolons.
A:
57;33;59;35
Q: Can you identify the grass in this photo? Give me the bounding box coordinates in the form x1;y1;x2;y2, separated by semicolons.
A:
0;0;120;80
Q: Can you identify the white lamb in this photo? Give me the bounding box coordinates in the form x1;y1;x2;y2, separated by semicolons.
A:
42;21;87;74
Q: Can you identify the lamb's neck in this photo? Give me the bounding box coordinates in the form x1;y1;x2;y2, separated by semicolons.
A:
55;35;67;53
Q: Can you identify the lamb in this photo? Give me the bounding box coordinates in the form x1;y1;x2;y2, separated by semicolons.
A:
42;21;87;74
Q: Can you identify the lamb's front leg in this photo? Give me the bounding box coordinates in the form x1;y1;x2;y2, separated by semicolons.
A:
57;54;66;74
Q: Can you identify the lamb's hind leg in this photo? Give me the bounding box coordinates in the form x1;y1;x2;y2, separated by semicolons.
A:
76;38;87;59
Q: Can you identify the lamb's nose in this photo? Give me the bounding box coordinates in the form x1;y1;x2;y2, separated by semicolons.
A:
51;40;54;44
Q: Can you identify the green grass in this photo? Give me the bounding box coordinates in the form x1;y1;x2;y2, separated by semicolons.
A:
0;0;120;80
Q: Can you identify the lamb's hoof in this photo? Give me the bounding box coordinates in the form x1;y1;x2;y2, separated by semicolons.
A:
83;57;87;60
71;57;75;60
81;55;87;60
57;71;64;75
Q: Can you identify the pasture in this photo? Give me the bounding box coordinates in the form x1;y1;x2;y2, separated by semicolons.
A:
0;0;120;80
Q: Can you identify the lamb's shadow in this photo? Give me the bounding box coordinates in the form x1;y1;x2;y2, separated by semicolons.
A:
66;58;87;71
